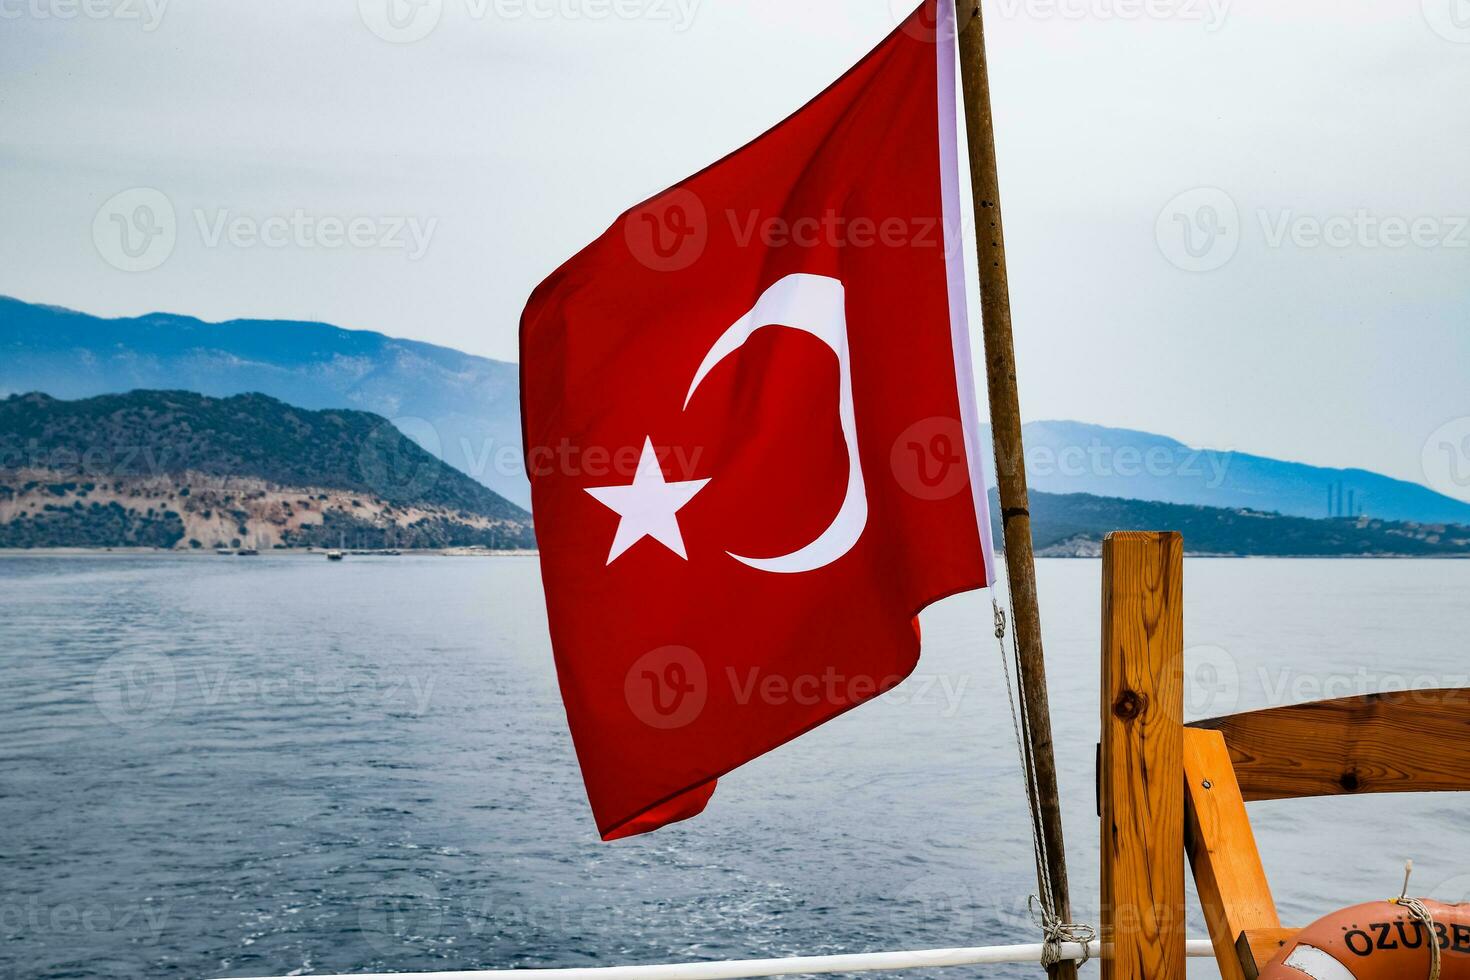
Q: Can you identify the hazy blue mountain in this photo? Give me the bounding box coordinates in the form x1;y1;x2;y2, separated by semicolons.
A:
7;296;1468;526
0;296;528;506
1013;490;1470;558
1001;420;1470;526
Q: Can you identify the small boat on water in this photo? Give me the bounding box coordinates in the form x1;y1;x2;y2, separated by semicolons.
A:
236;548;259;557
325;550;344;561
215;548;233;556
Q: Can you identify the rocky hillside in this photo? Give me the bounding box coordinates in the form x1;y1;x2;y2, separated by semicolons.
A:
0;296;528;505
0;391;534;550
5;389;1464;558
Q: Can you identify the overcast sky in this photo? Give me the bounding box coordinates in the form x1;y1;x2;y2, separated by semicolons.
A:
2;0;1468;498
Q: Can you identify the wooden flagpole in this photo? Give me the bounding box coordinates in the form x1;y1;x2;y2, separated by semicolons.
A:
952;3;1078;978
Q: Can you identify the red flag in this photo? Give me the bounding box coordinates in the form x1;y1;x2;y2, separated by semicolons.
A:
520;0;994;840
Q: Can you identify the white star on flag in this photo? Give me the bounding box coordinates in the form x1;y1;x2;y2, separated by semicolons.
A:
584;437;710;564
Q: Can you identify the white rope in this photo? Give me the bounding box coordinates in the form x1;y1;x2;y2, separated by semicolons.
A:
1395;860;1441;980
992;599;1049;905
991;595;1093;965
1395;897;1442;980
1029;896;1097;969
226;939;1220;980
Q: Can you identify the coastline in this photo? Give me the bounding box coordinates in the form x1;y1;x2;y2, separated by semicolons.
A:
0;547;1461;560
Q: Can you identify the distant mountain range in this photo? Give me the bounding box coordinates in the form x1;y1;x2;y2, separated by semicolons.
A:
1013;420;1470;526
0;390;533;551
0;296;527;506
3;387;1459;556
1018;491;1470;558
1;386;1465;557
5;295;1469;537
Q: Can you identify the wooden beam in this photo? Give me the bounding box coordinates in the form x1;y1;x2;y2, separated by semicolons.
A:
1100;531;1185;980
953;3;1076;977
1192;689;1470;801
1182;727;1281;980
1236;928;1300;980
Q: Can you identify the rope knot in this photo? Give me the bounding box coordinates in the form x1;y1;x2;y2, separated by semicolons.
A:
1029;895;1097;967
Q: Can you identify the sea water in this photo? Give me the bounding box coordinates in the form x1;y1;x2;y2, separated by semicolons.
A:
1;554;1466;979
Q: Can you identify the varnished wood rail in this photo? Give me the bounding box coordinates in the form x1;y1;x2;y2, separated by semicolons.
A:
1099;531;1186;980
1182;728;1280;980
1192;689;1470;800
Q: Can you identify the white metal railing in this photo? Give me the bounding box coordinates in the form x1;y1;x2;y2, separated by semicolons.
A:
230;938;1219;979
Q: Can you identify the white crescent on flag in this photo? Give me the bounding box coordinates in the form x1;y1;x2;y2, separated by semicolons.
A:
683;274;867;575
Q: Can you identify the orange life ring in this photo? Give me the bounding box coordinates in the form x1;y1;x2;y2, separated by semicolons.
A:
1261;899;1470;979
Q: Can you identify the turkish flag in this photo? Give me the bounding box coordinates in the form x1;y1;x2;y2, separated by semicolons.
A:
520;0;994;840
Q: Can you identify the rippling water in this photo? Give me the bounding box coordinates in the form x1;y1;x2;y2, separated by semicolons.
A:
1;554;1467;979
